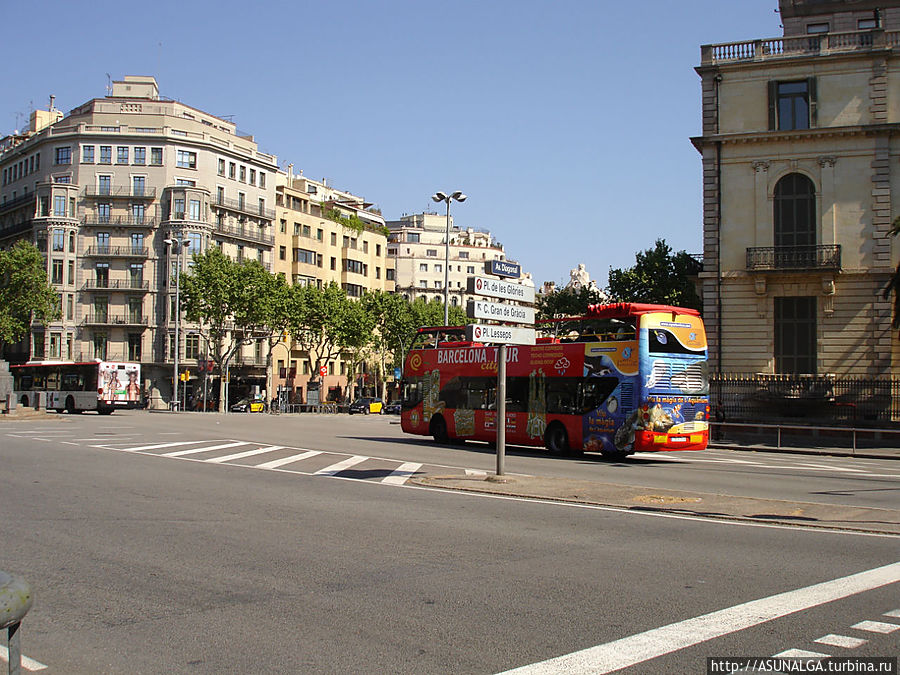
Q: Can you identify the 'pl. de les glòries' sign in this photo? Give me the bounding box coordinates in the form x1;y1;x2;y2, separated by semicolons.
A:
466;276;536;304
485;259;521;278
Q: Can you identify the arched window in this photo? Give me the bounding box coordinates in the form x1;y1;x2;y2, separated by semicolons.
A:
774;173;815;247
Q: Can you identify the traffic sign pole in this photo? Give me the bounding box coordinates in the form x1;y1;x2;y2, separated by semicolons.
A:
496;344;506;476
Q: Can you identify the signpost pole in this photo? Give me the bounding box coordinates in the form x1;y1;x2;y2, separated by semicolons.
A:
496;343;507;476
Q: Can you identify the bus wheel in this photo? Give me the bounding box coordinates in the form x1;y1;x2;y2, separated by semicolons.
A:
65;396;79;414
97;407;113;415
430;415;449;444
544;423;569;455
20;395;29;408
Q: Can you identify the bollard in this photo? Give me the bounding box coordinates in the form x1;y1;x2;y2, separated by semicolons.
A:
0;572;33;675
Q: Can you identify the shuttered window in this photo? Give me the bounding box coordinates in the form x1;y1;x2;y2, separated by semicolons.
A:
775;297;816;375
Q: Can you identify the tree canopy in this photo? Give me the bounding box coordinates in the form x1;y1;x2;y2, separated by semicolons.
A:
0;240;60;350
606;239;702;311
536;285;606;320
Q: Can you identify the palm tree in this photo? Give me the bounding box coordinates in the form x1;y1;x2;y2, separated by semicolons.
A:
883;216;900;328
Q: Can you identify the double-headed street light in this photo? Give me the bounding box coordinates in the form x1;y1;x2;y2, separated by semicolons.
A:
431;190;467;326
164;237;190;411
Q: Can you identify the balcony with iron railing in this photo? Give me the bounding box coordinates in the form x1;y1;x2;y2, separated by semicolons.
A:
746;245;841;271
81;279;150;291
82;246;150;258
81;314;149;327
212;195;275;220
214;221;274;246
0;192;36;215
702;29;900;65
82;215;157;228
84;185;157;199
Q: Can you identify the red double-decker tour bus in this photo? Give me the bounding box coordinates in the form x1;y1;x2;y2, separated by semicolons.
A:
400;303;709;459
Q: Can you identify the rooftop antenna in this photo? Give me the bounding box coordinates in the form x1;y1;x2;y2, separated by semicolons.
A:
105;73;111;95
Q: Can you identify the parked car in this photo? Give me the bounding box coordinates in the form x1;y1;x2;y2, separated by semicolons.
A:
348;397;383;415
230;397;266;413
383;401;401;415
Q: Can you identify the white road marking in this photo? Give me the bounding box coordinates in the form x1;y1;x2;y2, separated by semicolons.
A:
0;644;47;670
207;446;284;463
466;469;488;476
814;634;868;649
497;561;900;675
884;609;900;618
255;450;321;470
850;620;899;634
382;462;422;485
774;648;829;658
314;455;368;476
93;439;215;451
161;441;247;457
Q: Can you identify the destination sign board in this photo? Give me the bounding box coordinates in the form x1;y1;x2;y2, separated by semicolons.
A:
466;276;536;304
485;260;521;278
466;324;536;345
467;299;535;324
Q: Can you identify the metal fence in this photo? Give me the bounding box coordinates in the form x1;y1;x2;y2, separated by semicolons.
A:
710;374;899;426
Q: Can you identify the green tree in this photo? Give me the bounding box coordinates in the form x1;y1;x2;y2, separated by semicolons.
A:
606;239;702;311
180;248;274;411
536;285;606;320
0;240;60;353
340;298;377;402
883;215;900;329
287;282;354;398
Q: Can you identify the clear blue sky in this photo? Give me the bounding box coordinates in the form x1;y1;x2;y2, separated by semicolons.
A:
4;0;781;288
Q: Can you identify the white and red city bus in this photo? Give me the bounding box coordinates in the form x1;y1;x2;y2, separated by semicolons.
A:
400;303;709;459
12;360;142;414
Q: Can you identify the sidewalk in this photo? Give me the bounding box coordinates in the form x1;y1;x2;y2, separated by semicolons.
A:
709;440;900;461
410;473;900;535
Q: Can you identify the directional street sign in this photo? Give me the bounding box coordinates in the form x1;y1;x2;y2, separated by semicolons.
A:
466;324;536;345
467;276;536;304
467;299;535;324
485;259;521;278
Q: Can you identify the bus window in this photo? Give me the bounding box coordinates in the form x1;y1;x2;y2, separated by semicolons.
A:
579;377;619;413
17;374;34;390
402;378;423;409
63;373;84;391
46;369;60;391
505;377;529;413
546;378;580;414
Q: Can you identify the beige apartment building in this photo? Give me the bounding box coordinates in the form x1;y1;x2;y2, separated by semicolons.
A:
271;171;392;403
386;212;529;309
0;76;277;405
693;0;900;377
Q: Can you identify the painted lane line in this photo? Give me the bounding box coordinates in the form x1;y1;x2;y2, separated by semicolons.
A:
883;609;900;618
255;451;321;470
497;561;900;675
161;441;247;457
774;649;829;658
850;620;899;634
92;439;216;451
60;441;79;446
207;446;284;464
814;634;868;649
0;644;48;671
381;462;423;486
314;455;368;476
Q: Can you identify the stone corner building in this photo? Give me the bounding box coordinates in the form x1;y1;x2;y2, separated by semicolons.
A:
0;76;277;406
692;0;900;378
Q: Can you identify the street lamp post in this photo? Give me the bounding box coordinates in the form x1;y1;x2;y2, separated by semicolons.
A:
431;191;466;326
164;237;190;411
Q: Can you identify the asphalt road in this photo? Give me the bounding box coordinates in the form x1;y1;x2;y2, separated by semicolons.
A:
1;411;897;674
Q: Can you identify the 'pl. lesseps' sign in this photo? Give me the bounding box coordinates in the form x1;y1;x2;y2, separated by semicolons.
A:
466;323;536;345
